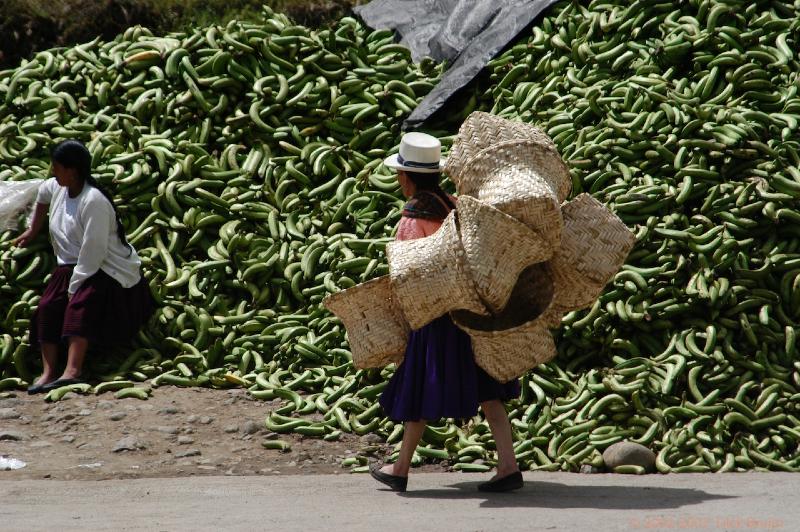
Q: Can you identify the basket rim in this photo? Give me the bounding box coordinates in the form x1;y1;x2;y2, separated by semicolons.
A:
455;138;570;185
322;274;391;309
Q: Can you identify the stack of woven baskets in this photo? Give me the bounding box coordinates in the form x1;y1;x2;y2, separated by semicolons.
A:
324;112;636;382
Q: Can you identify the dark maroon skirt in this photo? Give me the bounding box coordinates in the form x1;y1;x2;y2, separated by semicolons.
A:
29;265;155;349
379;314;520;422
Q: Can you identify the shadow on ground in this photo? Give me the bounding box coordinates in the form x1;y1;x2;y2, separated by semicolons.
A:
394;480;736;510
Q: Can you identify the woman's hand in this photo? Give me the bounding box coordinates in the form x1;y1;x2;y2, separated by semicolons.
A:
14;203;49;248
13;229;36;247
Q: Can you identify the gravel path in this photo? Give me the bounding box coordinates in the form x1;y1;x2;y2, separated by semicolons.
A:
0;386;438;480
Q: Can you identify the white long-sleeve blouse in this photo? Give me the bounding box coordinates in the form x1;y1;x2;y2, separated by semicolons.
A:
36;178;142;295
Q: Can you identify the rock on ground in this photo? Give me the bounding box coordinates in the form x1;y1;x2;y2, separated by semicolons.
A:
113;436;146;453
0;408;21;420
602;441;656;472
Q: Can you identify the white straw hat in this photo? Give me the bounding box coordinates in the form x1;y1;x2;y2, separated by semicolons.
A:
384;132;446;173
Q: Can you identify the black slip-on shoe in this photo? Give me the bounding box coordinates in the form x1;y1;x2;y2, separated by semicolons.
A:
27;382;51;395
477;471;523;492
369;464;408;492
40;377;84;392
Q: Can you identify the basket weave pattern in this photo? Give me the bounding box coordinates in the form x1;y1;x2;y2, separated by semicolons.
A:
443;116;632;381
323;276;408;369
458;140;572;205
445;112;557;182
546;193;637;312
457;195;554;313
451;263;554;332
386;211;488;330
457;316;557;383
452;193;636;380
454;141;569;254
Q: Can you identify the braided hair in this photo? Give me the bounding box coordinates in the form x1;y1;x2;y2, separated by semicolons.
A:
50;140;132;255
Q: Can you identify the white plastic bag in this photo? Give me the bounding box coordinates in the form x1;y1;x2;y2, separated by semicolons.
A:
0;455;27;470
0;179;44;231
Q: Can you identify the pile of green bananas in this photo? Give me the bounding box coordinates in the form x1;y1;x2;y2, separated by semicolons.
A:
3;0;800;473
457;0;800;472
0;9;442;433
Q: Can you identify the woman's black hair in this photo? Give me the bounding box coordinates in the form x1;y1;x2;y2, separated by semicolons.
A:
51;140;132;255
404;170;456;210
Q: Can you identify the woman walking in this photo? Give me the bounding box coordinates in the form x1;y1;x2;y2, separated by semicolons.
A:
14;140;155;394
369;132;523;493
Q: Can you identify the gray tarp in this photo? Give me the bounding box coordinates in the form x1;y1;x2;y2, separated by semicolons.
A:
354;0;558;129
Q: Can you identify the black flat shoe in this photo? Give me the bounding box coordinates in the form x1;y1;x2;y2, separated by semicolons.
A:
370;464;408;492
27;382;52;395
40;377;84;392
477;471;523;492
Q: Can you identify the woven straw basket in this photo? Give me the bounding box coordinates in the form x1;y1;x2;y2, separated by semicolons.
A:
452;262;554;332
547;193;636;312
452;141;569;251
322;276;409;369
387;210;488;330
451;262;556;382
457;195;554;313
458;139;572;203
454;313;557;383
445;112;558;181
451;194;635;381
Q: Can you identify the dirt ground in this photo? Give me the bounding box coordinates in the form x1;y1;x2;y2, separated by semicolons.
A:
0;386;446;481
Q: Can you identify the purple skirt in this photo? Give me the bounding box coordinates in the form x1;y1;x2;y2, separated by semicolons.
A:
379;314;520;422
29;265;155;349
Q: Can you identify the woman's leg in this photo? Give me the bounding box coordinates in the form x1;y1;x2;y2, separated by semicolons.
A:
480;399;520;479
381;420;427;477
34;342;60;385
60;336;88;380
